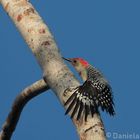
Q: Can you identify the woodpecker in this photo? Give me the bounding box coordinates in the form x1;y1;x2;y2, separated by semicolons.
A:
63;57;115;121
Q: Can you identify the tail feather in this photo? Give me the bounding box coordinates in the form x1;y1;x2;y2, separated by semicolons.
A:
108;105;115;116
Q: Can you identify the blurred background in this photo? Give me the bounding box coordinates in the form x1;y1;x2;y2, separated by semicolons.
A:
0;0;140;139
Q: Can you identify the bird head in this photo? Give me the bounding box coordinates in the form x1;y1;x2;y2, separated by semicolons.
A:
63;57;89;81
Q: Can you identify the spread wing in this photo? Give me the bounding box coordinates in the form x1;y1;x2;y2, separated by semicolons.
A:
64;79;115;121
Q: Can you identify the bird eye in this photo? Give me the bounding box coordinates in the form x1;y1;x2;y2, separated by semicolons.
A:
73;60;77;63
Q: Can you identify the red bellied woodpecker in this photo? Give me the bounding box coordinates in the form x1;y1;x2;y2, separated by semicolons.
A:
63;57;115;121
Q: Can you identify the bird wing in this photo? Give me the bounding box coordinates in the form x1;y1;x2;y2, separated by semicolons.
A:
90;79;115;115
64;79;115;121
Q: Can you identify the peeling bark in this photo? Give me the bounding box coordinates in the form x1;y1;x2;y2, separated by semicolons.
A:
0;0;106;139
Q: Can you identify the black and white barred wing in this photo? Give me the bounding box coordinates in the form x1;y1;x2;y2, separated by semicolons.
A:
64;80;115;121
64;80;98;121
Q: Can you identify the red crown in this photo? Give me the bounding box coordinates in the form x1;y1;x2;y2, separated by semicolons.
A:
75;58;89;67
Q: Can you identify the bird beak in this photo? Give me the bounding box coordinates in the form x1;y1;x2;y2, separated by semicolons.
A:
62;57;72;62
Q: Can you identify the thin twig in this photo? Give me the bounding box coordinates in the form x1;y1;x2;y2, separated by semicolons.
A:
0;79;49;140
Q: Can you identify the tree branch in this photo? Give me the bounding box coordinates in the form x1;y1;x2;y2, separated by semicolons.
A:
0;0;106;139
0;79;49;140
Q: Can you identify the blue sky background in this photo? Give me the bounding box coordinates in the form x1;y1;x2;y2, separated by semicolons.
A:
0;0;140;140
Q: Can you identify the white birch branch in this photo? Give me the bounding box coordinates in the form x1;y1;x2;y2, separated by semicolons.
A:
0;0;106;139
